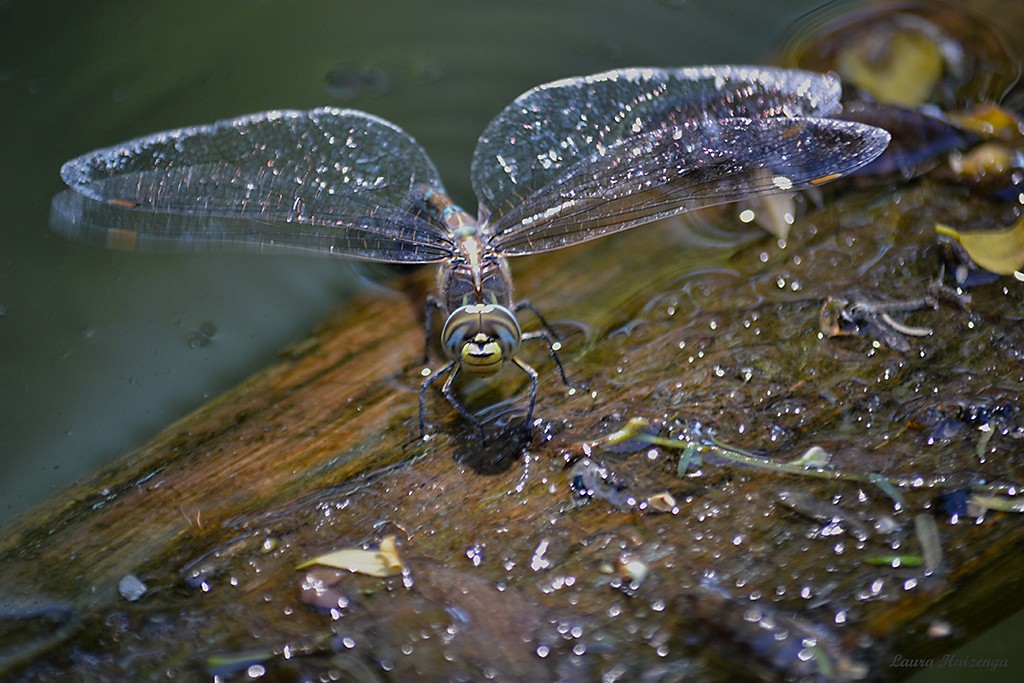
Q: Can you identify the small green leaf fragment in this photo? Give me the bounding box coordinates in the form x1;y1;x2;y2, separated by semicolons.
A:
865;554;925;567
869;473;906;508
207;649;274;673
914;514;943;574
975;425;995;462
969;495;1024;513
810;642;836;678
676;442;699;477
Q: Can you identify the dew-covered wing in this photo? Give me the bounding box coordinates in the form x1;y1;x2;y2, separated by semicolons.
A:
470;65;846;228
51;108;456;263
482;114;890;255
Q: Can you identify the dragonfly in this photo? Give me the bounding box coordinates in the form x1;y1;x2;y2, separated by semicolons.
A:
50;65;890;440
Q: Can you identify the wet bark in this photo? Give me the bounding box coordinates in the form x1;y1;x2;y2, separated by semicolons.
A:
2;172;1024;681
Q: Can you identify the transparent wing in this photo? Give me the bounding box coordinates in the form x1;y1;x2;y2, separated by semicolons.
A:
51;108;457;263
483;115;890;256
470;65;845;224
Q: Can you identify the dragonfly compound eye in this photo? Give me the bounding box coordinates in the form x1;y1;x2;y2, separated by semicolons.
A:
442;304;521;374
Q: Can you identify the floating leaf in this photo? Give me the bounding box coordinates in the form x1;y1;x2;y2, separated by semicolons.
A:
975;424;995;461
949;104;1024;141
790;445;831;469
948;142;1015;179
644;491;677;512
782;2;1019;108
297;535;403;576
935;220;1024;276
835;28;943;106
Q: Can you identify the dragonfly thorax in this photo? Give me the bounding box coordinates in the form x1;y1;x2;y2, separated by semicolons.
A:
437;252;515;312
441;304;522;376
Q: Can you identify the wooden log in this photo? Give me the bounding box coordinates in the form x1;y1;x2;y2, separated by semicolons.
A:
2;177;1023;680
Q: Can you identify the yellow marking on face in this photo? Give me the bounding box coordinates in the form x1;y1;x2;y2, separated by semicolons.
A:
461;334;503;376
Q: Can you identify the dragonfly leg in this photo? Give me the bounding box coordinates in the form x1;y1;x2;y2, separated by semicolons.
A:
419;360;455;438
423;296;446;364
510;356;539;430
421;361;489;442
514;299;562;341
521;329;576;389
439;364;489;442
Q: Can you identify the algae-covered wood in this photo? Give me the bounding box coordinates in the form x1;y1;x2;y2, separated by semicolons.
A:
2;167;1023;680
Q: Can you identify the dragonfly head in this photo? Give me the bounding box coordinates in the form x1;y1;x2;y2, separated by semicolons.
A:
442;304;521;377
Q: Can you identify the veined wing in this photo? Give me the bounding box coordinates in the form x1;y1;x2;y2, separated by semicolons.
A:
51;108;456;264
483;115;890;256
470;65;844;224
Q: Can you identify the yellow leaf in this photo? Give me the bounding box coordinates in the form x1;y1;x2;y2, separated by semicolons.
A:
935;220;1024;276
948;143;1013;178
296;535;403;576
836;29;943;107
948;104;1024;141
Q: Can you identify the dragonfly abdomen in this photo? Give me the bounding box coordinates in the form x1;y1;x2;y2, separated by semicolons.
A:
412;184;475;233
